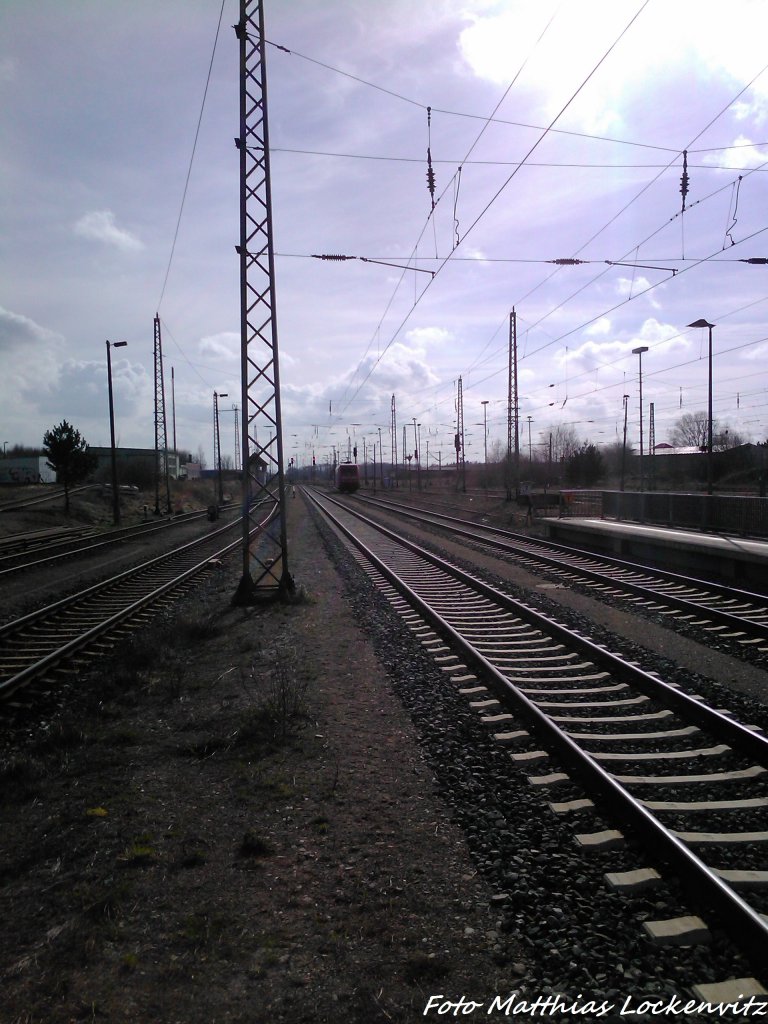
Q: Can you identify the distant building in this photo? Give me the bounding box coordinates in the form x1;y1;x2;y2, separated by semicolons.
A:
89;447;181;481
0;456;56;485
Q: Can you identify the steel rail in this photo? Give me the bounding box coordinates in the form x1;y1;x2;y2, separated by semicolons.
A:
308;488;768;971
0;517;242;638
0;485;94;513
0;531;245;698
357;494;768;642
0;506;228;578
0;499;279;696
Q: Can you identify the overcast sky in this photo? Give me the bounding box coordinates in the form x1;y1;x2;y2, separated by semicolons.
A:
2;0;768;471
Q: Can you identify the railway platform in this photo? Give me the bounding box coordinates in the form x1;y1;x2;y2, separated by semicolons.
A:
540;516;768;591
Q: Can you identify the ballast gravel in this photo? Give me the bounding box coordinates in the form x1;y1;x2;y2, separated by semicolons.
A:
307;499;767;1009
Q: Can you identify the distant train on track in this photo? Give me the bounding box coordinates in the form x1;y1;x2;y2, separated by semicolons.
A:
336;463;360;493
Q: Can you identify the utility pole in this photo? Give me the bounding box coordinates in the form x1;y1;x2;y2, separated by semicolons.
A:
649;401;656;490
213;390;229;504
507;308;519;500
153;314;172;515
234;0;292;601
481;400;489;481
106;339;128;526
632;345;649;493
391;394;398;488
620;394;629;492
171;366;177;456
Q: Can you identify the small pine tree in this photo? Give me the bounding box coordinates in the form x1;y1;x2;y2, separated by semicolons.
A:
42;420;97;515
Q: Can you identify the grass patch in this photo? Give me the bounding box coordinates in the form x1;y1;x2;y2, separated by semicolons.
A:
32;721;86;754
402;950;451;983
0;753;43;801
179;911;229;951
238;831;274;858
173;610;222;644
72;878;132;923
118;835;157;867
257;646;309;742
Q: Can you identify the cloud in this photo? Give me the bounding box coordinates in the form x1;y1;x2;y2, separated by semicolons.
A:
0;57;15;83
703;134;768;170
0;304;63;354
585;317;612;336
74;210;144;252
199;332;240;362
403;326;453;349
743;341;768;362
458;1;768;132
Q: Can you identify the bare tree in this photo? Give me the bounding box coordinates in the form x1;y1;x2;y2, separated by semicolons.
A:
550;424;581;462
669;412;745;451
713;427;747;450
668;412;709;448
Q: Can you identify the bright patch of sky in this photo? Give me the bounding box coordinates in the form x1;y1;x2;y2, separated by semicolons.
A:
1;0;767;468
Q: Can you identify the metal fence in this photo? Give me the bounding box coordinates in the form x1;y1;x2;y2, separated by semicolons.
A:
563;490;768;538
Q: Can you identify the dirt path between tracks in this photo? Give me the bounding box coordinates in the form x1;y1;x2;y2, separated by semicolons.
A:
1;495;525;1024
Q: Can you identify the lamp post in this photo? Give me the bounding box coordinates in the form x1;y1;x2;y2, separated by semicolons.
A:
412;418;421;490
632;346;649;491
106;340;128;525
417;423;422;491
687;319;716;495
213;390;228;504
620;394;630;492
481;400;489;482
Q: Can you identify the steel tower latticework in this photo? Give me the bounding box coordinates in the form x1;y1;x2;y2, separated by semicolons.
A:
456;375;466;493
232;404;241;472
234;0;292;601
153;314;172;515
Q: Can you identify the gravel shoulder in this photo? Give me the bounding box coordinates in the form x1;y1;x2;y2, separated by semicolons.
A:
0;493;521;1024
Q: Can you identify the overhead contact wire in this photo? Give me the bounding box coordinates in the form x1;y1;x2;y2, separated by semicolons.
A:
156;0;226;314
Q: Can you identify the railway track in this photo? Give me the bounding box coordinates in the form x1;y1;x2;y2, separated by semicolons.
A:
0;485;93;513
356;493;768;657
0;524;98;556
306;487;768;988
0;508;272;699
0;506;225;578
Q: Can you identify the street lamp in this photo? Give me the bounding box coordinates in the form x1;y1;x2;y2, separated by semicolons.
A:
687;319;716;495
417;423;422;491
620;394;630;492
632;346;649;491
106;340;128;525
481;400;489;476
213;390;228;504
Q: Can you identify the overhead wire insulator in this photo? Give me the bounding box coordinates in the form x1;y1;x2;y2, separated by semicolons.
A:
312;253;355;261
426;151;436;209
426;106;436;212
680;149;689;212
548;258;587;265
